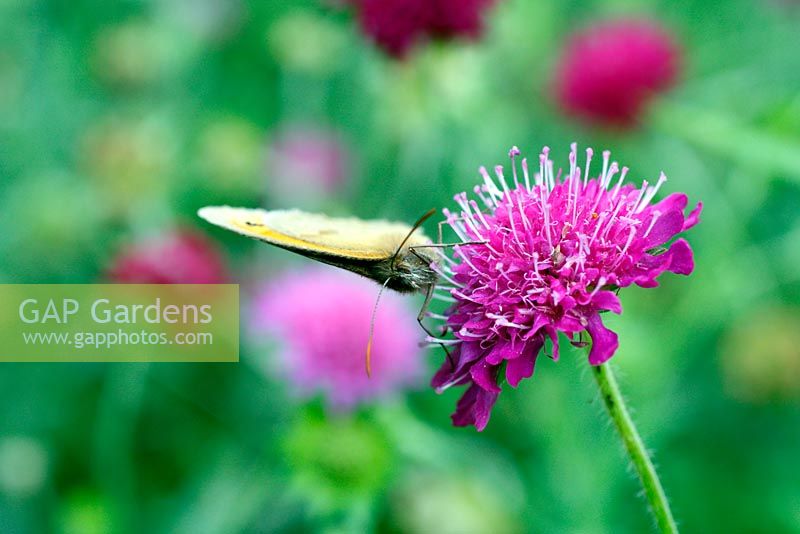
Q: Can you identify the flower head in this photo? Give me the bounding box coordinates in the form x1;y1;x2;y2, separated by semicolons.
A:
553;18;681;128
250;268;423;409
347;0;496;58
431;145;702;430
107;229;228;283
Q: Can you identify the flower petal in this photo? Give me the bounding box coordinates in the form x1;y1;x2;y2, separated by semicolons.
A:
431;342;481;390
484;338;520;365
506;336;544;388
545;326;561;361
585;314;619;365
451;384;500;431
505;354;536;388
643;209;684;249
664;238;694;275
470;359;501;393
523;313;551;339
554;314;583;332
683;201;703;231
591;290;622;314
650;192;688;214
627;238;695;288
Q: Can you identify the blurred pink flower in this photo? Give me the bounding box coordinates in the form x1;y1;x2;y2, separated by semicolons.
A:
552;18;681;128
346;0;497;58
430;145;701;430
266;125;351;207
250;268;423;409
107;229;228;283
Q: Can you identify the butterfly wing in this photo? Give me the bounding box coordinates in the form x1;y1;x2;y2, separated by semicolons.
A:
197;206;431;262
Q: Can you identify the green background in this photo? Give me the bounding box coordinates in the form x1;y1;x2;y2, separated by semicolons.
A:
1;0;799;532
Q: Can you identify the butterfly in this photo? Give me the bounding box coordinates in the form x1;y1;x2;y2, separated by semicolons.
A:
197;206;447;374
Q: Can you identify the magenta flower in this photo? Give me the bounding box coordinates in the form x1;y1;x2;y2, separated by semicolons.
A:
346;0;497;58
107;229;228;283
552;18;681;128
250;268;423;409
430;145;701;430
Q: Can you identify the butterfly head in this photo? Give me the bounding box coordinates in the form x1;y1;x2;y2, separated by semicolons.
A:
379;208;440;294
383;246;439;293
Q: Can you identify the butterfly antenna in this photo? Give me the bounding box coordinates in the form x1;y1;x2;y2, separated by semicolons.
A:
390;208;437;268
366;277;392;378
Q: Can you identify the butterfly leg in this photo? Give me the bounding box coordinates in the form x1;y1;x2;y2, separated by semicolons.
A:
416;282;455;371
409;241;487;250
437;213;490;245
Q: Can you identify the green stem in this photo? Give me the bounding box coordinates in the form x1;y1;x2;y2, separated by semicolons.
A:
592;362;678;534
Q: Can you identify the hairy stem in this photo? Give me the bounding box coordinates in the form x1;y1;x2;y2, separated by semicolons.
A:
592;362;678;533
